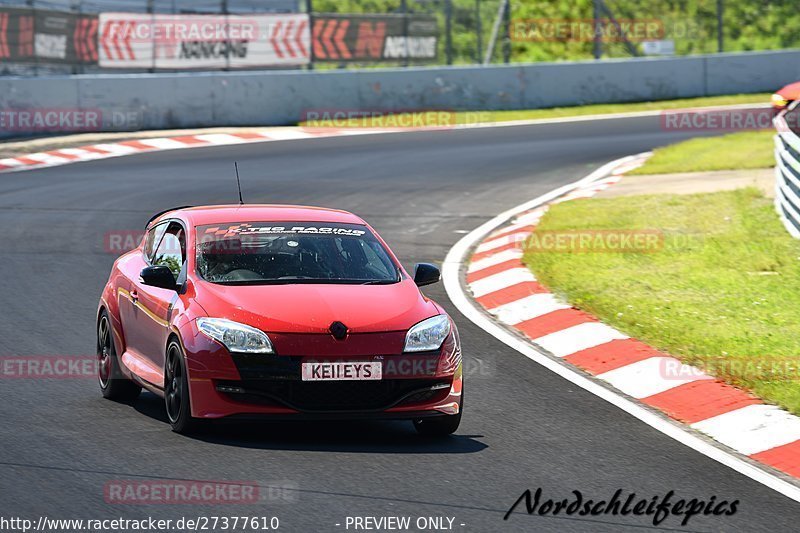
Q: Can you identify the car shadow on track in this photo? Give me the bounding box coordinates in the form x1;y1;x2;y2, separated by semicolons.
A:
134;392;487;455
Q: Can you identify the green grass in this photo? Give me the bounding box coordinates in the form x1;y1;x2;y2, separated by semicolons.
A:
524;188;800;415
467;94;771;123
630;130;776;175
299;93;770;127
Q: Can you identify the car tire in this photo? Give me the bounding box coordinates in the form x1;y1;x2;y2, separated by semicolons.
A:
97;311;141;402
164;339;200;434
413;389;463;437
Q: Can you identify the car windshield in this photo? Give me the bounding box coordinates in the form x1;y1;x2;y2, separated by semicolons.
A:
196;222;400;285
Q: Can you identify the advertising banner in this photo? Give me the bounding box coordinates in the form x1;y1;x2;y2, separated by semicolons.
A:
312;13;438;62
98;13;310;69
0;7;98;64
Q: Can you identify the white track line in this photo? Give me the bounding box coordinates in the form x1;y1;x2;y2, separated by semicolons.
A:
474;231;530;254
534;322;628;358
692;405;800;456
467;249;523;273
21;153;71;165
489;220;534;238
442;152;800;503
513;208;549;226
136;138;192;150
262;129;317;141
597;357;707;399
193;133;249;145
56;147;111;159
468;268;536;298
90;143;141;155
489;293;570;326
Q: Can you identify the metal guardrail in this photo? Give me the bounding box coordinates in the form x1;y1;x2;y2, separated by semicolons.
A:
773;104;800;238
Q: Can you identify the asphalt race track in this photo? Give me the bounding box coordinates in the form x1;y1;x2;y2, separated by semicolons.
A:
1;116;797;532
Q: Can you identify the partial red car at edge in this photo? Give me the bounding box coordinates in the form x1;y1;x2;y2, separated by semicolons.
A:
97;205;463;435
772;81;800;113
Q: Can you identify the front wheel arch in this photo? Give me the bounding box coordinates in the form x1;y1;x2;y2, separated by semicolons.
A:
164;333;182;388
97;309;141;402
164;334;200;433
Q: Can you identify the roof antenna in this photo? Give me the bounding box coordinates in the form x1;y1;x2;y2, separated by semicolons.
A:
234;162;244;205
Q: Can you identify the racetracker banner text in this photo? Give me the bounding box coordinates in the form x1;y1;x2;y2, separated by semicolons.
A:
98;13;310;69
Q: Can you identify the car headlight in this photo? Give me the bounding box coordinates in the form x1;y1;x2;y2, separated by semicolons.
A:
772;93;789;108
196;317;274;354
404;315;451;353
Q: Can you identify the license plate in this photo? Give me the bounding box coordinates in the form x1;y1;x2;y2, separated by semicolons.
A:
301;361;382;381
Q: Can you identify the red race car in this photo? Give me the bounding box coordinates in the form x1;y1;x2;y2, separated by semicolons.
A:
772;81;800;113
97;205;462;435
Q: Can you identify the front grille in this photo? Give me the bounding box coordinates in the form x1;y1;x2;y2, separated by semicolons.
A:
217;378;450;412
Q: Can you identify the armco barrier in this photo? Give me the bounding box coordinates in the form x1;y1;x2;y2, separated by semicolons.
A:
1;49;800;137
774;106;800;238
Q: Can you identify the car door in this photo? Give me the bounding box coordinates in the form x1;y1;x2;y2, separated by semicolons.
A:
118;222;167;364
135;221;186;377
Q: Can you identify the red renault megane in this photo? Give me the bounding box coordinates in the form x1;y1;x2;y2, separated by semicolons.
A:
97;205;463;435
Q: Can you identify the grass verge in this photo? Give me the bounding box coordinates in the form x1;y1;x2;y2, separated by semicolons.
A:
630;130;776;175
299;93;770;127
524;188;800;415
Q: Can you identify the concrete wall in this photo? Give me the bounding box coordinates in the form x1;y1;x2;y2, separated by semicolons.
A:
1;49;800;135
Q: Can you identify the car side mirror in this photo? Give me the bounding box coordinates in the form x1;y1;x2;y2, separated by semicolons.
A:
413;263;441;287
140;265;177;291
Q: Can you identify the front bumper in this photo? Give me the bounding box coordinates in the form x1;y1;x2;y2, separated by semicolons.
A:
188;373;462;420
180;322;463;420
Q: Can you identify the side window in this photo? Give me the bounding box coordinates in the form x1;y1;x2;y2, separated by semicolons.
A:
144;223;168;262
153;222;186;279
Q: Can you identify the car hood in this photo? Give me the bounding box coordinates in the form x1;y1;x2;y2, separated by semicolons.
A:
193;278;439;334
